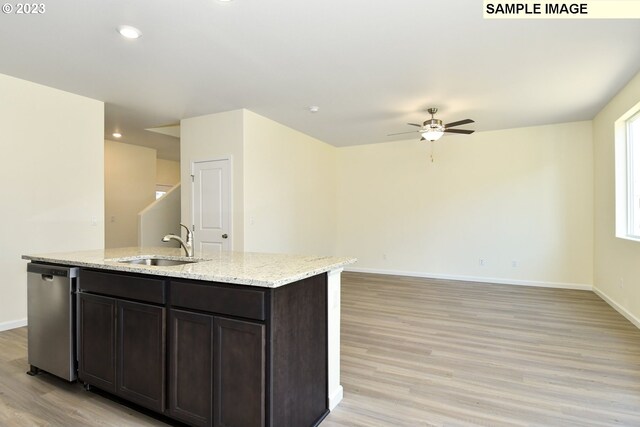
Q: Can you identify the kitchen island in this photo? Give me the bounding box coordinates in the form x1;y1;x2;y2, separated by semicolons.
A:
23;247;355;427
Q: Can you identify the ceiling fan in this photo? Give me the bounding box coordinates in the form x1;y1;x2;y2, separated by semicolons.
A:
388;108;475;141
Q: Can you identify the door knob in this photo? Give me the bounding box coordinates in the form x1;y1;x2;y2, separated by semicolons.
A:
222;234;228;239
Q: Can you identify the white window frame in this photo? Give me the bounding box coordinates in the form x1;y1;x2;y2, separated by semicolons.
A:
614;101;640;242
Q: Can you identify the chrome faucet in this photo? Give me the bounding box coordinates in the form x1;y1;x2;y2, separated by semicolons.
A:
162;223;194;257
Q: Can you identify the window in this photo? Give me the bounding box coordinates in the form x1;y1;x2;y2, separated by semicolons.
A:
629;112;640;237
615;103;640;241
155;184;173;200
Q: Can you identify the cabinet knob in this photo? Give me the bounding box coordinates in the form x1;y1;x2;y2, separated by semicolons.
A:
222;234;228;239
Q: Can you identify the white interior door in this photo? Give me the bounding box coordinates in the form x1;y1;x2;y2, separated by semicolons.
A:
191;158;232;253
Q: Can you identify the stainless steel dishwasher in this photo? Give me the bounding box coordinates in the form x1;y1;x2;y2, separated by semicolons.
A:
27;263;78;381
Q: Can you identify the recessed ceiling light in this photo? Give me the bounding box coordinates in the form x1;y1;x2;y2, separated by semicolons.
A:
117;25;142;39
112;132;122;138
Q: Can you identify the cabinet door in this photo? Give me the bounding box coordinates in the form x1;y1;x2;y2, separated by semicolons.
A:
116;300;166;413
214;317;265;427
169;309;214;427
78;293;116;393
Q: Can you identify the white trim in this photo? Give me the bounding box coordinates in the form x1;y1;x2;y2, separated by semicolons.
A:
327;268;343;411
226;156;234;251
191;156;234;251
593;287;640;330
614;101;640;241
344;267;592;291
0;318;27;332
328;385;344;411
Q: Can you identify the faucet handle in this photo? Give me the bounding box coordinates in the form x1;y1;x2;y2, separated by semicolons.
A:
180;223;193;243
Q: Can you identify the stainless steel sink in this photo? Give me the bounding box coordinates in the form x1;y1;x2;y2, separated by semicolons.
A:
111;256;200;266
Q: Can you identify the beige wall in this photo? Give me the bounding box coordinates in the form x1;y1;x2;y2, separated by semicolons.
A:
105;140;157;248
156;159;180;186
180;109;337;255
139;184;181;248
243;110;337;255
180;109;245;250
179;108;594;289
0;73;104;329
593;70;640;325
336;122;594;288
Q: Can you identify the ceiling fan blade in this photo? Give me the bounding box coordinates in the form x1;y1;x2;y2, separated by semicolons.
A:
444;119;474;128
444;129;475;134
387;130;420;136
407;123;422;127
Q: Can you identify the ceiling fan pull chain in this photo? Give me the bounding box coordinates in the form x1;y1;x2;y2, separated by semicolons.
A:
431;141;435;163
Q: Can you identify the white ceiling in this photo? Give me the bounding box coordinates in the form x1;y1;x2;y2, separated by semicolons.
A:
1;0;639;161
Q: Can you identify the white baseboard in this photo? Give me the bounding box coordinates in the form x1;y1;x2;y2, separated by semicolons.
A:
328;385;343;411
0;318;27;332
593;287;640;330
344;267;592;291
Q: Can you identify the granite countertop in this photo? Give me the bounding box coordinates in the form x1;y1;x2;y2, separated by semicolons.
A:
22;247;356;288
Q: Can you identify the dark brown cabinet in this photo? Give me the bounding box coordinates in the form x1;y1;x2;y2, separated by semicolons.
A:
169;283;266;427
78;293;116;393
169;309;265;427
78;269;328;427
116;300;165;412
78;270;166;413
169;309;213;426
214;317;265;427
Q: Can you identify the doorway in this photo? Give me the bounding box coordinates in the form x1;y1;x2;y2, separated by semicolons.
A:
191;158;232;253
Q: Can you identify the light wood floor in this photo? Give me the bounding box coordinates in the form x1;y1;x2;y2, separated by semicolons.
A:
0;327;168;426
323;273;640;426
1;272;639;426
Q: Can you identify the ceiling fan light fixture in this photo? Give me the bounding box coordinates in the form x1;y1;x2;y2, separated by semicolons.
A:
421;126;444;142
386;107;474;143
421;130;444;141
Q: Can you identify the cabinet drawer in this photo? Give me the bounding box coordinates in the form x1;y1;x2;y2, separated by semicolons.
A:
170;281;266;321
80;269;165;304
